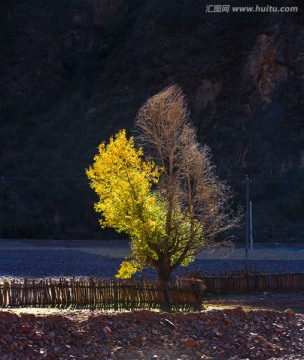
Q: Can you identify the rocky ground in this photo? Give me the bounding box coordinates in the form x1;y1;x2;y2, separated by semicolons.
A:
0;306;303;360
0;241;303;359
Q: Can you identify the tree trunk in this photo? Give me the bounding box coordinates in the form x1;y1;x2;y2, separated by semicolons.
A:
157;267;172;305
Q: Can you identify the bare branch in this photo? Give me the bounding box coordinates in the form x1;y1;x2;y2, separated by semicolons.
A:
134;85;241;285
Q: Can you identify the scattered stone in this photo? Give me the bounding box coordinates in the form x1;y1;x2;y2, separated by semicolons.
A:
216;350;228;358
112;346;123;353
103;326;112;336
285;308;294;316
213;330;223;339
21;324;32;334
34;333;42;341
184;338;197;347
0;306;302;359
72;331;83;338
163;318;176;329
2;334;14;344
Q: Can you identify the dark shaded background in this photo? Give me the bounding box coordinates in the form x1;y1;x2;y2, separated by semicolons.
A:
0;0;303;241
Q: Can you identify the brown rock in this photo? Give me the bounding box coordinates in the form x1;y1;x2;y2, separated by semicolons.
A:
27;348;34;358
213;331;223;339
262;349;270;356
184;338;197;347
72;331;83;338
33;333;42;341
98;351;108;358
217;350;228;358
3;334;14;344
103;325;112;336
285;309;294;316
21;324;32;334
46;355;57;360
19;336;29;342
10;341;18;351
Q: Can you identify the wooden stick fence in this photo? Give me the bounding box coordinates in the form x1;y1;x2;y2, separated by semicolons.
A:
200;270;304;294
0;278;205;309
0;271;302;309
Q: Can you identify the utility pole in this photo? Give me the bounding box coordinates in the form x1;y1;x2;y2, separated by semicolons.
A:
245;175;250;261
250;201;253;259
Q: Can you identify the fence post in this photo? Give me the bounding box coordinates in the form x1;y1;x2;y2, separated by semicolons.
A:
3;281;9;306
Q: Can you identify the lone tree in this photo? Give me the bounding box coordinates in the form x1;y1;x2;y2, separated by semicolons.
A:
87;85;239;302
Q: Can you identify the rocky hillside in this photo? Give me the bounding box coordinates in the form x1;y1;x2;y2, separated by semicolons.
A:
0;0;303;240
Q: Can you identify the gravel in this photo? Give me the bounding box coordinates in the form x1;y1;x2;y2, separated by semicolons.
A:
0;240;303;281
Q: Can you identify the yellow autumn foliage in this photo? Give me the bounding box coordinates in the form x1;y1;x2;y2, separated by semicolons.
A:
86;130;166;277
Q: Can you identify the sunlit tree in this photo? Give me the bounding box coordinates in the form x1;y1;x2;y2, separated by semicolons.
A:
87;86;239;303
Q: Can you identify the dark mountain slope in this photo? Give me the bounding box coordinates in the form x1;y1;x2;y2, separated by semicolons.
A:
0;0;303;240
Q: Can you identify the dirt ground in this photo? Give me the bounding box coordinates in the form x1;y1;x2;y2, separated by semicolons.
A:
203;292;304;314
3;291;304;318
